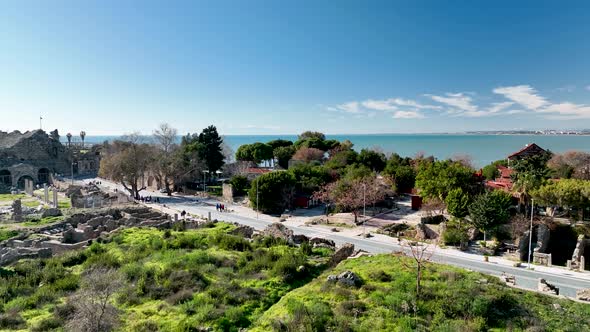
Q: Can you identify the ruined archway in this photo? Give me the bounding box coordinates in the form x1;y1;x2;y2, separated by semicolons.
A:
0;170;11;187
17;175;35;190
38;168;50;185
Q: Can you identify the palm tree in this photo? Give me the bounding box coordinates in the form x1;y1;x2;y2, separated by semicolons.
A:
66;133;72;147
80;131;86;147
512;172;542;217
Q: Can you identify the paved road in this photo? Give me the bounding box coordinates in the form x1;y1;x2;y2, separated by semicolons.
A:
87;179;590;299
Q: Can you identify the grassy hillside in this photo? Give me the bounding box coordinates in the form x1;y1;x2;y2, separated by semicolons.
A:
251;254;590;332
0;223;332;331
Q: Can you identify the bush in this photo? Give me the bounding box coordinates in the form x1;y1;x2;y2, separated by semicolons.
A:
166;289;194;305
0;310;25;329
368;270;391;282
230;175;250;196
31;316;63;332
442;227;468;246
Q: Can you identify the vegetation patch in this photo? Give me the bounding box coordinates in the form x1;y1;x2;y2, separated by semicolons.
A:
251;254;590;331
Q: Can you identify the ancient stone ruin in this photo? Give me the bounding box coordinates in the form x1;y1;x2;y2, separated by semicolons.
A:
0;206;171;266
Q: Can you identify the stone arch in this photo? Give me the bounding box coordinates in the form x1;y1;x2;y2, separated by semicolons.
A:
17;175;35;190
0;170;11;187
38;168;50;185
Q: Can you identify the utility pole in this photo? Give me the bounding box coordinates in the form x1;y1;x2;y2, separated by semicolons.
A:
362;183;366;236
256;179;259;219
527;198;534;269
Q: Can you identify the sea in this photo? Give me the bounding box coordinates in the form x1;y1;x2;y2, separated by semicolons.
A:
70;134;590;169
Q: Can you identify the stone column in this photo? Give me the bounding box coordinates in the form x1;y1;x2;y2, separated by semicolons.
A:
52;190;58;208
581;256;586;272
25;178;34;196
174;214;179;222
44;184;49;204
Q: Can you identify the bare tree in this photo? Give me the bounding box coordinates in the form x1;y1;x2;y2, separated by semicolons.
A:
399;241;434;298
153;123;177;153
66;268;124;332
314;176;388;224
99;134;154;199
152;124;179;195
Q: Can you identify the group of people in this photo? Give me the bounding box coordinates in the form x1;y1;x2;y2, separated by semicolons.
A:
137;195;161;204
216;203;227;212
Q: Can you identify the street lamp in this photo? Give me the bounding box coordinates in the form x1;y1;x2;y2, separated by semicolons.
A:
362;183;366;236
256;179;259;219
527;198;534;269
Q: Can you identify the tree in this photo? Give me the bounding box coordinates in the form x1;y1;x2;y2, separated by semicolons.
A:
249;171;296;214
196;125;225;173
251;142;274;167
415;160;476;202
548;151;590;180
66;267;124;332
98;135;154;199
267;139;293;150
292;147;325;163
289;163;333;194
152;123;178;195
273;146;296;169
324;149;358;171
236;144;256;162
533;179;590;219
399;241;433;299
313;176;387;223
481;159;507;180
468;190;512;241
298;131;325;141
358;149;387;172
229;175;250;196
445;188;470;219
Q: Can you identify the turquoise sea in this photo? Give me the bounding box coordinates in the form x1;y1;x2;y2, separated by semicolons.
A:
75;134;590;168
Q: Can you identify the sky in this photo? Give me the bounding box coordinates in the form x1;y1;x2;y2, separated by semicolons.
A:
1;1;590;135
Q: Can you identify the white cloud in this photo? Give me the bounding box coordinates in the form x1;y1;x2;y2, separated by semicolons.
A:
493;85;547;110
361;99;397;111
556;85;576;92
487;101;514;113
361;98;441;112
539;102;590;118
392;111;424;119
330;101;362;114
426;92;477;112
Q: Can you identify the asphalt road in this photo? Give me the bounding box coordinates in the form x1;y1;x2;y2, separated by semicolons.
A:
166;196;589;298
87;179;590;299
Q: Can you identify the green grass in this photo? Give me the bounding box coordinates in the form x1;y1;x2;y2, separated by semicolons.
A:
0;194;26;202
251;254;590;331
22;216;65;227
0;223;332;331
0;228;20;242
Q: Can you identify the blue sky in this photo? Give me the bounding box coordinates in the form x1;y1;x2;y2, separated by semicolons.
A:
1;1;590;135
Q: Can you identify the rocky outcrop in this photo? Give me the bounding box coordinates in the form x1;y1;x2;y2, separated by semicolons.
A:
576;288;590;302
310;237;335;248
41;208;62;218
326;270;362;287
230;224;255;239
262;223;294;243
330;243;355;266
538;278;559;295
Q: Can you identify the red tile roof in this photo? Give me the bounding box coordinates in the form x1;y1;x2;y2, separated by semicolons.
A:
507;143;545;159
246;168;272;174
